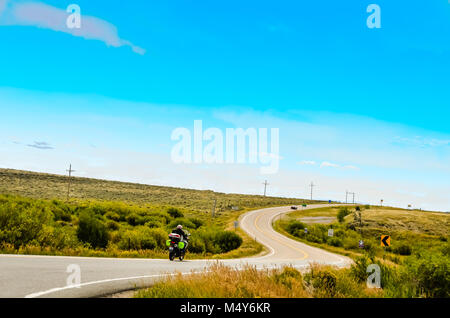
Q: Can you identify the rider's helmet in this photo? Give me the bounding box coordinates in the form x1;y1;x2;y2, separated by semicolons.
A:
177;224;183;229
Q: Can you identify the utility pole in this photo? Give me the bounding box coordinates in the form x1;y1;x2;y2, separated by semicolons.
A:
66;164;75;201
352;192;355;204
262;180;269;197
309;182;315;200
345;190;349;204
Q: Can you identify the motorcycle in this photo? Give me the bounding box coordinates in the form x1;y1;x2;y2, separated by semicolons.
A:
166;232;189;261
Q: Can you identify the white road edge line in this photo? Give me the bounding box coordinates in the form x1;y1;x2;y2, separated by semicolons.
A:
25;271;197;298
24;263;311;298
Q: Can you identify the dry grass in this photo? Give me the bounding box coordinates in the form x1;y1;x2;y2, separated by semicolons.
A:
0;168;318;215
287;206;449;237
352;206;449;237
288;206;344;218
134;263;383;298
135;263;310;298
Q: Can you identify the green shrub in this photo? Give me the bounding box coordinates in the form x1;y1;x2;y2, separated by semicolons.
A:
76;212;109;249
337;207;351;223
0;197;80;250
327;237;343;247
273;267;302;289
106;220;120;231
286;220;306;236
350;255;416;297
311;269;337;297
167;207;183;218
0;200;53;248
442;242;450;256
126;213;139;226
52;207;72;222
147;212;171;224
405;251;450;298
105;212;121;222
214;231;243;252
147;228;168;249
394;244;412;256
188;236;206;254
350;255;371;283
125;213;147;226
118;227;157;250
188;218;204;229
145;220;163;228
167;218;195;230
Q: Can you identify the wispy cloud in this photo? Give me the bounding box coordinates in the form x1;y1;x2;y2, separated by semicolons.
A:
343;165;359;170
299;160;359;170
320;161;339;168
27;141;54;150
298;160;316;165
0;0;145;55
393;136;450;148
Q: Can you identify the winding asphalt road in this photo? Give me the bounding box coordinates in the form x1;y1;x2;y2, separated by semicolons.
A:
0;204;352;298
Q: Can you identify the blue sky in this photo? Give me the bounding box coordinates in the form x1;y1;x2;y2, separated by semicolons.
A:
0;0;449;211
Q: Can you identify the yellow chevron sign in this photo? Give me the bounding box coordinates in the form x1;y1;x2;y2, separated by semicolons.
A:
381;235;391;247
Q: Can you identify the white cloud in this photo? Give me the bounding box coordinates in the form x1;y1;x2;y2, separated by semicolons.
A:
298;160;316;165
0;0;145;55
343;165;359;170
393;136;450;148
320;161;339;168
27;141;54;150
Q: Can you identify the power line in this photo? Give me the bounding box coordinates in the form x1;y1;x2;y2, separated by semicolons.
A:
309;182;315;200
346;190;355;204
262;180;269;197
66;164;75;201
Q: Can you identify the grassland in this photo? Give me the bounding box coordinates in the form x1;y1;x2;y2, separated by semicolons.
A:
137;205;449;298
274;205;449;262
0;168;317;214
0;168;318;259
135;263;382;298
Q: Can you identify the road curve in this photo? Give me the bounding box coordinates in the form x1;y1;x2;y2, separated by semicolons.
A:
0;204;352;298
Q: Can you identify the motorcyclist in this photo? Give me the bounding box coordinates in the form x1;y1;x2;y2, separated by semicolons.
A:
172;224;189;250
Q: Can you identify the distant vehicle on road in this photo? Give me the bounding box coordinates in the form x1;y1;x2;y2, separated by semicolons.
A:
291;206;298;210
